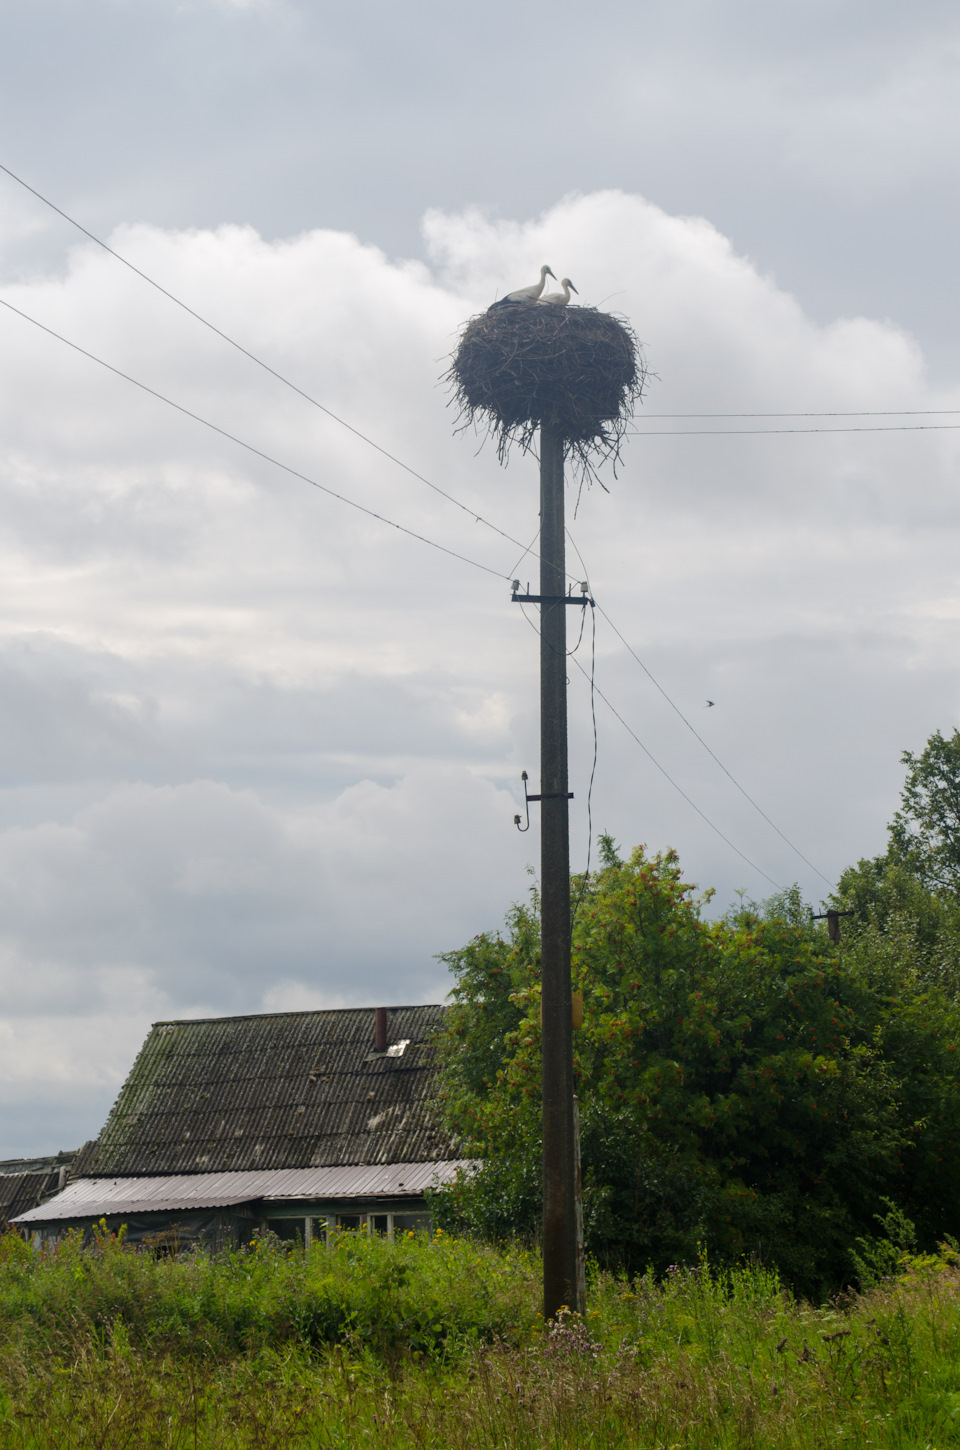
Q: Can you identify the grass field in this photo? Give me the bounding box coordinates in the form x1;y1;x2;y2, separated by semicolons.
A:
2;1225;960;1447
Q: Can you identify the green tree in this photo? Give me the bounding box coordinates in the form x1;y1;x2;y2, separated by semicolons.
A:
832;728;960;995
433;842;958;1299
887;729;960;894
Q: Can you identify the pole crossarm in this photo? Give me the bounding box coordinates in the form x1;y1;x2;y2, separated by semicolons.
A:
811;908;855;943
511;592;593;606
513;769;573;835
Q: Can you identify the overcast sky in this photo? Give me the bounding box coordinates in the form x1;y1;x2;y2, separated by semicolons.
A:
1;0;959;1156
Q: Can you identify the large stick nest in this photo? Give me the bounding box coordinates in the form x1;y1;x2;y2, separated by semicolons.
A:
446;304;646;478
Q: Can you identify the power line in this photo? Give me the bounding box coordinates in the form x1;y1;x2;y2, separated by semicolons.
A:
570;603;599;932
569;654;783;891
0;295;509;581
0;160;535;563
506;526;544;592
564;523;830;887
8;160;951;439
0;269;810;897
630;422;960;436
0;162;865;891
517;590;781;891
642;409;960;419
0;178;838;888
7;162;953;580
594;604;833;888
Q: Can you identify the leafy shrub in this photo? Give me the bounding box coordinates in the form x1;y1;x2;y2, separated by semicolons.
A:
435;839;960;1297
5;1227;960;1447
0;1223;539;1362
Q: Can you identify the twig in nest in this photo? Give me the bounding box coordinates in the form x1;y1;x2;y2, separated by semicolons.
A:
445;304;648;483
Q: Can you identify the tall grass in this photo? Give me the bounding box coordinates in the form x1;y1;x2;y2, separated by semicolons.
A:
2;1226;960;1447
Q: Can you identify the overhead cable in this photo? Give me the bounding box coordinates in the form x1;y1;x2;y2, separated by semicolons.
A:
0;161;858;893
564;525;830;888
0;160;534;562
630;422;960;436
569;654;783;891
570;601;599;931
0;296;509;581
0;287;805;894
595;604;833;888
641;409;960;419
517;589;782;892
7;162;958;458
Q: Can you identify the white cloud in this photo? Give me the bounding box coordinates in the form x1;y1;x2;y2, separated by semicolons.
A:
0;188;958;1152
780;33;960;195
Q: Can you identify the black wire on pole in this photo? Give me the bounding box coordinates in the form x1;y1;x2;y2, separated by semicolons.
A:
569;654;783;891
507;527;542;587
0;283;811;897
517;595;781;892
563;527;831;889
0;159;862;896
0;239;830;893
629;422;960;436
570;602;598;932
0;160;536;564
0;296;509;582
594;605;834;889
641;409;960;419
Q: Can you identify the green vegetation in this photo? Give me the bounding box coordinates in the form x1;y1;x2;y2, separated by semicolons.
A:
435;730;960;1300
4;1225;960;1447
11;728;960;1446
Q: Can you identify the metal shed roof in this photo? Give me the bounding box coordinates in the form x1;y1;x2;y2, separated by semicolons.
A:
82;1004;456;1177
14;1160;472;1224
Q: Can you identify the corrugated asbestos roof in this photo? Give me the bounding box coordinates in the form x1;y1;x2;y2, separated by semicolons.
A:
82;1005;457;1177
14;1161;472;1224
1;1171;64;1224
0;1151;75;1176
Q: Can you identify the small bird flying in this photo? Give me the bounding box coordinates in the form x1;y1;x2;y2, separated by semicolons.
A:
539;277;579;306
705;700;715;708
488;265;556;308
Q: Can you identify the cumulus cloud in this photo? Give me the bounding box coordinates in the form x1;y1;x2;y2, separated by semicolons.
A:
0;188;958;1153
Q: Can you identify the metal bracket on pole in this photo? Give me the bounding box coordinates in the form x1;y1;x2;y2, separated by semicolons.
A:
512;579;593;607
811;907;855;943
514;769;574;832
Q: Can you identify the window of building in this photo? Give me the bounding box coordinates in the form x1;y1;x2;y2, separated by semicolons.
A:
393;1212;431;1234
265;1218;303;1243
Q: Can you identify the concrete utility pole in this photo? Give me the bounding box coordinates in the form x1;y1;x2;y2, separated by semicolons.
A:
538;422;581;1320
450;293;641;1321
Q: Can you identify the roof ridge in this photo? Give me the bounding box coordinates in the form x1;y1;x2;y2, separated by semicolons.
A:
148;1004;447;1028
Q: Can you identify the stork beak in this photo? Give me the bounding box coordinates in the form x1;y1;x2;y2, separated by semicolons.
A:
546;267;557;279
569;281;579;294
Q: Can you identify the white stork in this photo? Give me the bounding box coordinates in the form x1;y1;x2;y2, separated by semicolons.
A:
539;278;578;306
488;265;556;308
